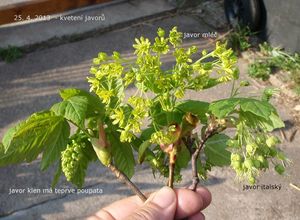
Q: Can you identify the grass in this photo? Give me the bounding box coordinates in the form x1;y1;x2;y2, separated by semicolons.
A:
248;42;300;95
224;26;252;54
0;46;23;63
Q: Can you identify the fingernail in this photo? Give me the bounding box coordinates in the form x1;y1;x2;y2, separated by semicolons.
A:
150;186;175;209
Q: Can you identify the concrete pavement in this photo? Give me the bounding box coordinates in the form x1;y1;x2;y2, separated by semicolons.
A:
0;0;176;48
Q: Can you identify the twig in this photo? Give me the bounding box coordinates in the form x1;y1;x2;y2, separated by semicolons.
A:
183;136;196;155
290;183;300;191
289;129;298;142
98;123;147;202
167;149;177;188
108;163;147;202
189;127;218;191
280;129;287;141
168;162;175;188
190;142;202;191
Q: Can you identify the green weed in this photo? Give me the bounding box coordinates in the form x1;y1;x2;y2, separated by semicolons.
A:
0;46;23;63
225;26;252;53
248;42;300;93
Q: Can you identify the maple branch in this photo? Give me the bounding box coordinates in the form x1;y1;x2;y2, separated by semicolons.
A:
98;123;147;202
108;163;147;202
189;126;218;191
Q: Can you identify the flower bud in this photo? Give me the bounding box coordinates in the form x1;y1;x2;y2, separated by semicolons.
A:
248;175;256;185
246;144;255;155
266;136;279;148
231;160;242;170
231;153;242;162
91;138;112;166
244;158;253;169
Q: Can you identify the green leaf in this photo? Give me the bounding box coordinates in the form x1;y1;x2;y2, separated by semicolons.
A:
240;99;274;120
140;127;155;141
1;111;70;168
129;136;142;152
108;131;135;178
150;102;185;127
51;161;62;189
266;112;285;130
196;159;208;180
60;88;86;100
258;112;284;132
176;100;209;123
40;119;70;170
2;124;19;150
72;140;97;187
151;108;184;127
0;143;21;166
165;111;184;125
209;98;275;120
209;98;240;118
241;111;284;132
69;157;89;188
131;135;156;165
51;96;88;127
138;140;151;163
204;134;231;166
176;144;190;168
59;88;105;117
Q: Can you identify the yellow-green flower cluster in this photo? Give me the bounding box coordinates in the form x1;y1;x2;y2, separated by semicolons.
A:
212;42;238;82
133;37;151;55
150;125;178;145
87;27;239;143
169;27;183;47
111;97;152;142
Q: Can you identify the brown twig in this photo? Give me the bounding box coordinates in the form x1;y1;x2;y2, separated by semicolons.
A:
190;142;202;191
189;126;219;191
97;123;147;202
168;162;175;188
167;149;177;188
108;163;147;202
289;129;298;142
183;136;196;155
280;129;287;142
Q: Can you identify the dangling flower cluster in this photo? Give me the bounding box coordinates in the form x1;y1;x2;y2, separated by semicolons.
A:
228;120;288;184
61;139;89;185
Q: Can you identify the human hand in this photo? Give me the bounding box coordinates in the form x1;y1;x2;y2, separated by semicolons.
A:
87;186;211;220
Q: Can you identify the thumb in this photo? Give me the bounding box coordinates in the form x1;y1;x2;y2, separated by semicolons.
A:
125;187;177;220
